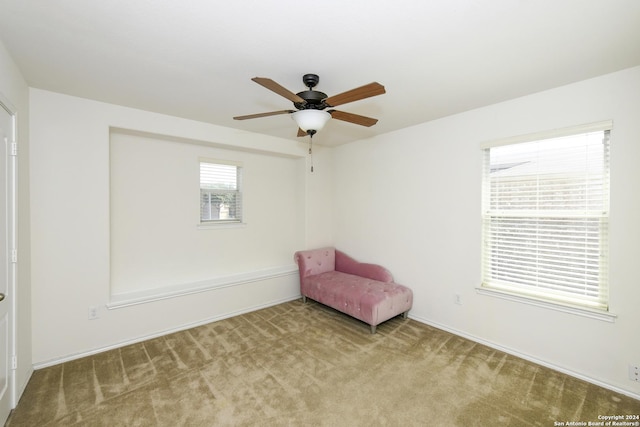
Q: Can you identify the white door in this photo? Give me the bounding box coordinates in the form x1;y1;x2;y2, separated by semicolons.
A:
0;102;15;425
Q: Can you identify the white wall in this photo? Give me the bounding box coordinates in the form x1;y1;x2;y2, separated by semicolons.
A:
0;39;32;404
302;144;334;248
332;66;640;398
109;130;304;297
29;89;331;365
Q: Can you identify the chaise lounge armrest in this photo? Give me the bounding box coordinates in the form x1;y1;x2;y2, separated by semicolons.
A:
335;250;394;283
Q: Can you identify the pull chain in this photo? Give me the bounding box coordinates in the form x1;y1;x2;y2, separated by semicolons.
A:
307;130;316;172
309;133;314;172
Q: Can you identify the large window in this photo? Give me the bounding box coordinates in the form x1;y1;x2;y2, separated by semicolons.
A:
481;122;611;311
200;160;243;223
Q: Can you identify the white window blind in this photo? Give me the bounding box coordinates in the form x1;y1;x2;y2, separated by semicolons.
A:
200;161;242;223
481;124;610;311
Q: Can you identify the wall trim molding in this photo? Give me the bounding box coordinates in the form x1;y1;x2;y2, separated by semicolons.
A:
33;295;301;370
108;264;298;309
408;313;640;401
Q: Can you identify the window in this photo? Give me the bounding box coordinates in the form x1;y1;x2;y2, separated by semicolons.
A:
200;160;243;223
481;122;611;311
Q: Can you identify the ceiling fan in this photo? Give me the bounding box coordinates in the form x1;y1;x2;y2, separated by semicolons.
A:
233;74;386;137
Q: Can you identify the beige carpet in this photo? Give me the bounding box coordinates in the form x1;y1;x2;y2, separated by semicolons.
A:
6;300;640;426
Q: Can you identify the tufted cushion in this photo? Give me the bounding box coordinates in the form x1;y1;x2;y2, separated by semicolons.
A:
301;271;412;327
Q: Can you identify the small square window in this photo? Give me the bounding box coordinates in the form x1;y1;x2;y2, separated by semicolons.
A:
200;160;242;223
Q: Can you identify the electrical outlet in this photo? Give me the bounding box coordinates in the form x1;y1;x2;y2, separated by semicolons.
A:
629;364;640;382
454;293;462;305
88;306;99;320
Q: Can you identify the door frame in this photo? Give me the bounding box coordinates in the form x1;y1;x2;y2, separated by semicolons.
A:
0;93;17;420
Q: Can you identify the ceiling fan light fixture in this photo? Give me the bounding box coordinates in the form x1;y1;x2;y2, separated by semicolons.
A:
292;109;331;132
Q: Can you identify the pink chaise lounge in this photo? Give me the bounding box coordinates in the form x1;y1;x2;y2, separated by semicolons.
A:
294;247;413;333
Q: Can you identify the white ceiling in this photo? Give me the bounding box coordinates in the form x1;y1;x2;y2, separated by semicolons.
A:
1;1;639;147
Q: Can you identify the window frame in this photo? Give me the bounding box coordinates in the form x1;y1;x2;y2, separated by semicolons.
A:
478;121;614;320
199;158;244;226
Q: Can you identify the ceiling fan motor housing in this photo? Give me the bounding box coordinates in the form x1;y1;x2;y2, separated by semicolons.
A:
295;74;328;110
294;90;328;110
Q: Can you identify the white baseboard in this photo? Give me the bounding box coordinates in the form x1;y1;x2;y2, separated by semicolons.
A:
408;313;640;401
33;295;301;370
12;367;33;409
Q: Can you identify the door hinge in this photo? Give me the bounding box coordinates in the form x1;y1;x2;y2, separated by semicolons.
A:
10;141;17;156
11;249;17;263
11;356;17;370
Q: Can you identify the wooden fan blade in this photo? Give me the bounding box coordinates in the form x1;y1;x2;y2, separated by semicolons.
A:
252;77;306;104
329;110;379;127
233;110;295;120
324;82;385;107
297;128;307;137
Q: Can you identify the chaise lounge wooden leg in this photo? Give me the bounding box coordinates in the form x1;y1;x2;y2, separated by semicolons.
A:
302;295;307;303
402;311;409;319
370;324;376;334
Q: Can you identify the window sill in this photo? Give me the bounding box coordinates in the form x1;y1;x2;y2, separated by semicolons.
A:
475;287;617;322
197;221;246;230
